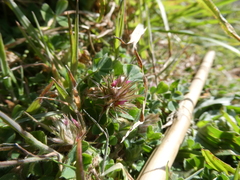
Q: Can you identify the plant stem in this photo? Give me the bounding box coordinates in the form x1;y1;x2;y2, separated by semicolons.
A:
76;137;85;180
83;109;109;175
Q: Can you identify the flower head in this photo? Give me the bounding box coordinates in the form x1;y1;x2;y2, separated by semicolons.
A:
111;76;131;87
88;75;140;113
50;115;82;145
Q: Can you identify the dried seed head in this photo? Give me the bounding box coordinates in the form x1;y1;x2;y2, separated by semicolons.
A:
50;115;82;145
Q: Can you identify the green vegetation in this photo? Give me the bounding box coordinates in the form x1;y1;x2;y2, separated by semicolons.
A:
0;0;239;179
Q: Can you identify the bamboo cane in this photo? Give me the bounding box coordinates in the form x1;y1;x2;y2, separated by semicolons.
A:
137;51;216;180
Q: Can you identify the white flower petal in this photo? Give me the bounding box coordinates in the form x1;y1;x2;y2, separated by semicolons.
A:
127;24;147;48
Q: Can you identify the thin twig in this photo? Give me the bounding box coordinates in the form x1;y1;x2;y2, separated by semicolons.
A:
83;109;109;175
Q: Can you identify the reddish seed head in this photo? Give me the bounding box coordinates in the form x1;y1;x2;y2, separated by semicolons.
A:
111;77;131;87
88;75;139;113
116;100;127;105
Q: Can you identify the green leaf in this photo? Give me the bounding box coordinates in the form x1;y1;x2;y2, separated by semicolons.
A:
214;149;240;157
82;140;89;152
123;64;143;81
93;54;111;71
202;149;235;175
41;3;54;22
119;112;135;121
142;144;153;153
67;145;77;163
29;162;43;176
68;5;79;75
150;86;156;94
194;97;234;118
60;145;77;179
92;124;102;135
128;107;141;121
26;99;41;113
133;160;145;171
107;123;115;136
51;77;69;100
215;174;229;180
172;91;184;100
56;16;68;27
222;111;240;133
167;101;178;111
184;156;204;170
155;81;169;94
11;152;20;159
126;145;143;161
169;79;180;91
109;135;118;145
226;105;240;114
92;54;113;80
197;124;240;153
113;123;120;131
11;104;24;119
82;153;92;165
113;60;124;76
31;131;47;144
147;126;162;141
119;107;141;121
234;161;240;180
55;0;68;15
60;167;75;179
0;127;16;143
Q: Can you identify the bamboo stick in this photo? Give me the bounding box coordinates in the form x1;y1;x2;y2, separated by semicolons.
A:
137;51;216;180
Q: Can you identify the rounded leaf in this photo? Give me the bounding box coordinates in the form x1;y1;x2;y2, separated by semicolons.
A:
82;153;92;165
156;81;169;94
109;135;118;145
41;3;54;22
167;101;178;111
56;0;68;15
56;16;68;27
123;64;143;81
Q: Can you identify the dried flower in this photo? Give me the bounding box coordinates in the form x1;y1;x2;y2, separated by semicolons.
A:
50;115;82;145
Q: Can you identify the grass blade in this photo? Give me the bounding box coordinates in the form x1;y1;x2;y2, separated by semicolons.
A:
70;0;79;75
51;77;70;101
202;149;235;175
0;33;11;89
114;0;126;57
199;0;240;41
234;161;240;180
156;0;172;56
0;111;60;155
0;33;18;98
153;28;240;56
5;0;37;37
